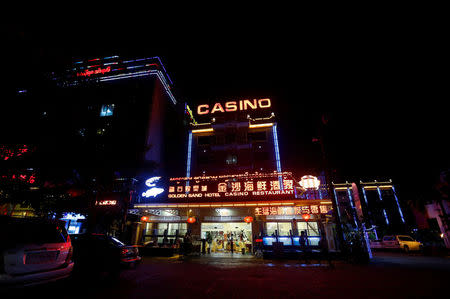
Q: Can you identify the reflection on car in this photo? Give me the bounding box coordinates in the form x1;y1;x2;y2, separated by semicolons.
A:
0;216;74;287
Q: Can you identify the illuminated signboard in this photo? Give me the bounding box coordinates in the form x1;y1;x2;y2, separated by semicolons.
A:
299;175;321;190
197;98;271;115
168;172;294;201
142;176;165;198
255;205;332;216
77;66;111;77
95;200;117;206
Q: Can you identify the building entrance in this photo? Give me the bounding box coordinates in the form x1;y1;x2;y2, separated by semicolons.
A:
201;222;252;253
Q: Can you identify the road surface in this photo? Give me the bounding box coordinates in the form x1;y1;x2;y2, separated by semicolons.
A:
3;251;449;298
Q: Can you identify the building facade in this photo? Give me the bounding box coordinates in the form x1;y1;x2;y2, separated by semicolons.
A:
1;56;186;238
132;98;337;253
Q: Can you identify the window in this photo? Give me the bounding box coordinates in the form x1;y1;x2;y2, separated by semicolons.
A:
248;131;266;141
100;104;114;117
168;223;187;235
225;133;236;144
266;222;292;236
197;136;211;145
297;222;320;236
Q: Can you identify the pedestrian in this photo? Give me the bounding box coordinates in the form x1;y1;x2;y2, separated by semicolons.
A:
183;232;192;256
299;231;309;264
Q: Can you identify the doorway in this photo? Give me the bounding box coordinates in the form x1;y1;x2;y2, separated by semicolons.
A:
201;222;253;253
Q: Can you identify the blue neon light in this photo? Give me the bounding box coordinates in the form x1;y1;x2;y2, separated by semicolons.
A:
391;186;405;223
347;188;355;208
272;124;282;172
99;70;176;105
186;132;193;182
361;186;369;205
272;124;283;190
383;209;389;225
377;187;390;225
333;188;342;218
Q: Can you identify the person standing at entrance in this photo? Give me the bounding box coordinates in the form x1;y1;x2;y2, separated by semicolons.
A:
299;231;309;264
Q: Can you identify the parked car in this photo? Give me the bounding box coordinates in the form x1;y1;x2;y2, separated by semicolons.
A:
370;235;423;253
138;240;178;257
70;233;140;278
0;216;74;287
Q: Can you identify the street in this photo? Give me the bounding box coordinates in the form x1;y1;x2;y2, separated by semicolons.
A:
3;251;449;299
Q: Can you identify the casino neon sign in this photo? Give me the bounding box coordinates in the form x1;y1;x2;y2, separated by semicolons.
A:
197;98;271;115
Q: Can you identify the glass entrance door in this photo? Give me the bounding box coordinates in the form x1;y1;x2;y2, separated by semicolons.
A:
201;222;252;253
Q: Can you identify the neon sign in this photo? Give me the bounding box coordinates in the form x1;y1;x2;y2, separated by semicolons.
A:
95;200;117;206
77;66;111;77
168;173;294;200
197;98;271;115
299;175;321;190
142;176;165;198
254;205;331;216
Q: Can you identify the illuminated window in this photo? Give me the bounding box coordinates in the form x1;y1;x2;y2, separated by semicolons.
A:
266;222;292;236
100;104;114;117
297;222;320;236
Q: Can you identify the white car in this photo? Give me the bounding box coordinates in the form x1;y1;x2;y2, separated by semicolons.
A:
371;235;423;253
0;217;74;287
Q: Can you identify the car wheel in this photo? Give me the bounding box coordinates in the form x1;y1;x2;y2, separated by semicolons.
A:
403;245;409;253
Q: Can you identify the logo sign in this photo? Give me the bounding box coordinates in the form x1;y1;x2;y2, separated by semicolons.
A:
142;176;165;198
77;66;111;77
299;175;321;190
197;98;271;115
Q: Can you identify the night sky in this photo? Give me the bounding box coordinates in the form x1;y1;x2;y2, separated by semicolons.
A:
2;21;447;202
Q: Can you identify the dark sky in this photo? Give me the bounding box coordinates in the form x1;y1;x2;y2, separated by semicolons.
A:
2;20;447;201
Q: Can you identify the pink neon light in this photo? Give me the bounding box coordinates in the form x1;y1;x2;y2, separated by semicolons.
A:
77;66;111;77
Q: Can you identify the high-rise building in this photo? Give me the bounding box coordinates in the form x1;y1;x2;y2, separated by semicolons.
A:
1;56;186;236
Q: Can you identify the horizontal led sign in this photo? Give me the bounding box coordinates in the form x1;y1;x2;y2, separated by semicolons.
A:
77;66;111;77
168;172;294;200
255;205;332;216
95;200;117;206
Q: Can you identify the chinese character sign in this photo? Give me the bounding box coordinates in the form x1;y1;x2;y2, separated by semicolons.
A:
167;173;296;200
255;205;331;216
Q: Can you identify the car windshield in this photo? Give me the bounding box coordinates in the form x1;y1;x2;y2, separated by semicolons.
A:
398;236;414;241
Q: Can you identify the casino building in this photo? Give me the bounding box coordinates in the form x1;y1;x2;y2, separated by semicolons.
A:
133;98;337;254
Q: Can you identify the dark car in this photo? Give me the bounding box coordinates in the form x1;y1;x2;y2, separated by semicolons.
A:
70;233;140;279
